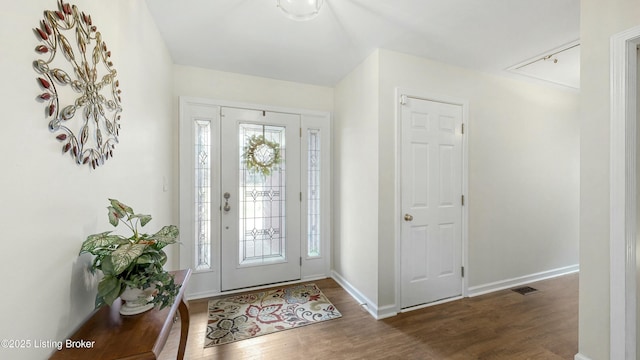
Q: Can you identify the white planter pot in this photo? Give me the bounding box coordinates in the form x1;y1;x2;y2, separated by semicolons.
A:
119;285;155;315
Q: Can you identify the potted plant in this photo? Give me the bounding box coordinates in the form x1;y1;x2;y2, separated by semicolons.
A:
79;199;180;315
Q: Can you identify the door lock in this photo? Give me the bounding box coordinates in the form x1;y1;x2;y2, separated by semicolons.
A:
223;192;231;212
404;214;413;221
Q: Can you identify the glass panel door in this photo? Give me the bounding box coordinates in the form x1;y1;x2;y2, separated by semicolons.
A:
238;123;287;265
220;107;301;291
180;98;331;297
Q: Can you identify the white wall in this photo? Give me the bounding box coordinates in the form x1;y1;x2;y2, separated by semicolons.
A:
580;1;640;359
173;65;334;111
378;50;580;303
0;1;174;359
334;48;580;313
333;50;381;308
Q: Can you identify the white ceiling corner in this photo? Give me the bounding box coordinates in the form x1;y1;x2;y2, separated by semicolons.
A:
145;0;580;88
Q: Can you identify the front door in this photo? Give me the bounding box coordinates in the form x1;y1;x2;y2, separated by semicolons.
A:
220;107;301;291
400;96;464;308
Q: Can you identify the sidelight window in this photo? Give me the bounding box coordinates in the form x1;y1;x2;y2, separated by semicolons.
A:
194;119;212;270
307;128;321;257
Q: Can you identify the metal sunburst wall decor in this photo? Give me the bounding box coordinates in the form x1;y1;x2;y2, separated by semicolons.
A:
33;0;122;169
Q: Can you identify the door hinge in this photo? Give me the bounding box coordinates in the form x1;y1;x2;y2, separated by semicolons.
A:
400;94;407;105
461;123;464;134
300;127;302;137
461;266;465;277
461;195;465;206
300;257;302;266
300;192;302;202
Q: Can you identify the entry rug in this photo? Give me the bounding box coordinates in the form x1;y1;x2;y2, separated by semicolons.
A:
204;283;342;347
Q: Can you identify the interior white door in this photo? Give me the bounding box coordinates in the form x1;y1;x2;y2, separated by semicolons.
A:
220;107;301;291
400;97;463;308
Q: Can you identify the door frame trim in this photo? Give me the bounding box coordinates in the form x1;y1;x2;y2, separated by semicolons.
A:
610;25;640;360
178;96;332;299
394;88;470;313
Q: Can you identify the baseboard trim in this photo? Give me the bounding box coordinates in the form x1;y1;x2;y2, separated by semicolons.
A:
331;271;397;319
468;264;579;297
376;304;398;319
574;353;592;360
331;265;579;318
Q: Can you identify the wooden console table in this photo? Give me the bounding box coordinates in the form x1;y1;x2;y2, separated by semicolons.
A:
50;269;191;360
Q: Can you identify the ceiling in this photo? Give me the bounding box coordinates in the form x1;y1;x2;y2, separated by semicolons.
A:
508;41;580;88
145;0;580;88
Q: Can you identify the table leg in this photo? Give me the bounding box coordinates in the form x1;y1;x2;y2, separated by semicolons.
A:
177;299;190;360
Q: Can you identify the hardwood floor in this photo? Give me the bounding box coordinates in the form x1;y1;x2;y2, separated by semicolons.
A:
159;273;578;359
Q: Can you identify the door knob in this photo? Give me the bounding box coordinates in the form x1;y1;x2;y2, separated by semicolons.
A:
404;214;413;221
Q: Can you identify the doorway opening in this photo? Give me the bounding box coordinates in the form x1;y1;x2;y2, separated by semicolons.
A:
395;89;469;312
179;97;331;299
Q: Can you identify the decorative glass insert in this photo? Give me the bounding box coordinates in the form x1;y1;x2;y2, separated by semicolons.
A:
195;120;211;270
239;123;286;265
307;129;321;257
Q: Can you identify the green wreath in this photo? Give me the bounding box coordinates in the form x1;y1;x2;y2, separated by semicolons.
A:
242;135;282;176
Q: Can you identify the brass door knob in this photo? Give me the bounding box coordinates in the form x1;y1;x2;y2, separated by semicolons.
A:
404;214;413;221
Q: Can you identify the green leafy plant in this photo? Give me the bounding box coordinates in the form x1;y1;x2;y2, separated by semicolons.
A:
79;199;180;310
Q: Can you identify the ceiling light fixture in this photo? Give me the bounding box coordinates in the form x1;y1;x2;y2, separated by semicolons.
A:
277;0;323;21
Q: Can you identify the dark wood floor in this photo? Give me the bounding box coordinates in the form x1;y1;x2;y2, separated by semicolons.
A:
160;273;578;359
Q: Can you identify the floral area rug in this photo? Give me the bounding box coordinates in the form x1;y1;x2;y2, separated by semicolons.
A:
204;283;342;347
